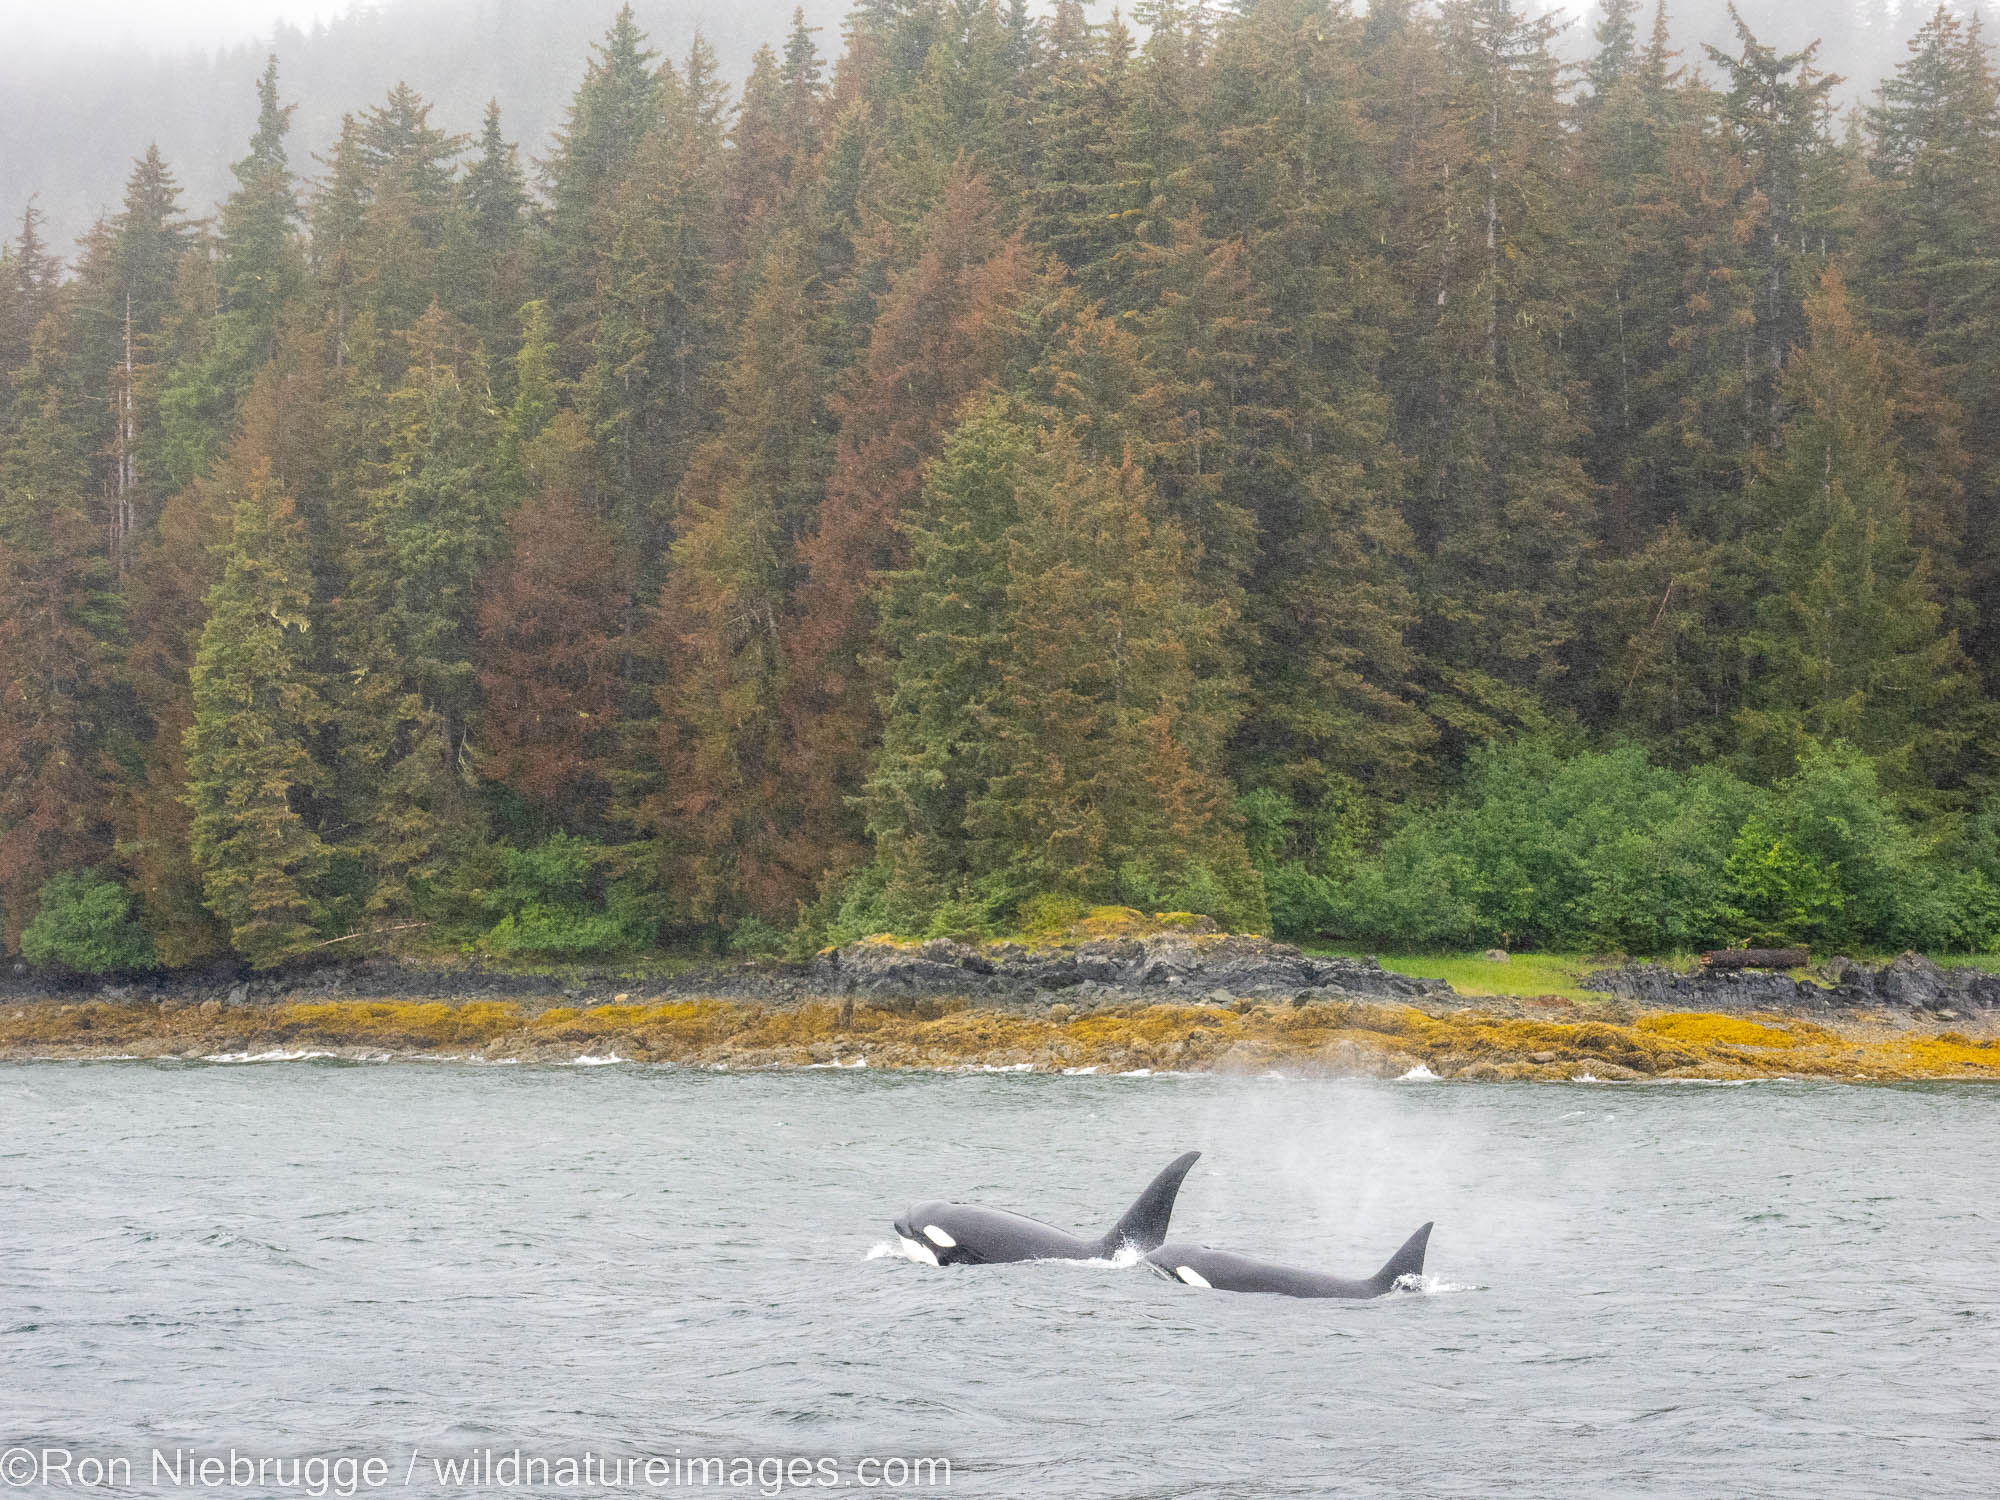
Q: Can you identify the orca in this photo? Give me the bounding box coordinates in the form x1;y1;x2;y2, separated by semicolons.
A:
892;1151;1201;1266
1144;1221;1433;1299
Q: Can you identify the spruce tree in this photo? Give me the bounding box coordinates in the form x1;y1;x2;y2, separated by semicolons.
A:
183;460;330;966
123;321;328;963
864;404;1264;929
1737;268;1970;794
1858;6;2000;693
778;168;1034;896
650;225;835;923
157;58;306;489
1384;0;1594;753
477;413;626;832
540;6;665;364
0;372;118;947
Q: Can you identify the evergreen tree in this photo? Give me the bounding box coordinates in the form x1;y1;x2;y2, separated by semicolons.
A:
1704;6;1843;443
123;320;328;963
0;369;118;946
650;225;837;923
1385;0;1594;753
1023;0;1144;302
1857;6;2000;692
585;38;729;565
329;304;500;916
157;57;306;490
540;5;665;364
183;460;330;966
866;407;1265;926
777;168;1035;897
1192;0;1433;812
1737;267;1970;793
448;100;531;369
477;413;626;831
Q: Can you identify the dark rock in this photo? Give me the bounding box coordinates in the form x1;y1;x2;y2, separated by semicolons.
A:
1584;954;2000;1013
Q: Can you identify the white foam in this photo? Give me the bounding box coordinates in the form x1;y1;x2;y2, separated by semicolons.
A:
1398;1064;1439;1081
201;1049;338;1064
1570;1071;1602;1083
1052;1246;1144;1270
564;1053;627;1066
1062;1066;1098;1075
1394;1274;1483;1296
1119;1068;1154;1077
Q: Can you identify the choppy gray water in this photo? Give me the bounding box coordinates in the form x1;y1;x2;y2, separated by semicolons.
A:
2;1062;1996;1498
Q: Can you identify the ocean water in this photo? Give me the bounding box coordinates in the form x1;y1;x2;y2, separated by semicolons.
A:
2;1062;1996;1497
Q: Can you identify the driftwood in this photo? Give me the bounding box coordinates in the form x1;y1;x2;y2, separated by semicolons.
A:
308;922;431;950
1700;947;1808;971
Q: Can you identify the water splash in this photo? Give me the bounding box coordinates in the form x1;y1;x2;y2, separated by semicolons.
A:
200;1049;338;1064
1393;1273;1483;1296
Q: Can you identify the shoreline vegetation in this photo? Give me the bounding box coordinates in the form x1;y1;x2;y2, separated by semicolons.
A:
8;916;2000;1079
7;992;1999;1082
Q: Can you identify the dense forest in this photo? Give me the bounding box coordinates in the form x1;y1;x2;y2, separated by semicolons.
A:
2;1;1939;257
4;0;2000;971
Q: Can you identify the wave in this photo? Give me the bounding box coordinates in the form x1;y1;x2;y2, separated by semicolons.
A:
1394;1273;1483;1296
200;1048;339;1064
865;1240;1145;1269
1398;1064;1440;1081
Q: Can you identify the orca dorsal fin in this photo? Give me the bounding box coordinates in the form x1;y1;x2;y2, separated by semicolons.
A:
1368;1221;1433;1293
1102;1151;1201;1254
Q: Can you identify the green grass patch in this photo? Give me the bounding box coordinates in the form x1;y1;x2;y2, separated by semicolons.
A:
1305;949;1628;1001
1933;953;2000;973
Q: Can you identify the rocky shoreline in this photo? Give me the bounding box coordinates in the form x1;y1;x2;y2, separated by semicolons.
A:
4;930;1994;1019
1584;951;2000;1017
3;932;1998;1079
0;930;1453;1016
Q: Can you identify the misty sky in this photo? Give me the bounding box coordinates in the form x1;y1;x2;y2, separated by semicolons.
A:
11;0;358;54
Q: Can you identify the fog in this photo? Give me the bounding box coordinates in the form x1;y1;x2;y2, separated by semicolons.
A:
0;0;1975;259
10;1;355;57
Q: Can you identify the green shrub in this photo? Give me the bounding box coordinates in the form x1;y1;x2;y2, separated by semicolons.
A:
1324;741;1751;951
921;891;1001;942
20;872;156;973
481;836;654;958
1260;862;1340;941
727;916;788;956
1758;743;1956;950
1316;737;1980;955
1013;893;1085;939
1721;819;1846;947
1114;857;1270;934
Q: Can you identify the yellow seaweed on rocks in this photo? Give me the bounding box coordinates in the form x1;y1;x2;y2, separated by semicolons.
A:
1;994;1998;1079
1637;1012;1806;1048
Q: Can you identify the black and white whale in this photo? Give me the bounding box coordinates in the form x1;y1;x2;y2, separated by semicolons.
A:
1144;1222;1433;1299
892;1151;1201;1265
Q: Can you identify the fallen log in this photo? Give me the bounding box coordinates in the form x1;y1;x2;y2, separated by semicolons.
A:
1700;947;1808;971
